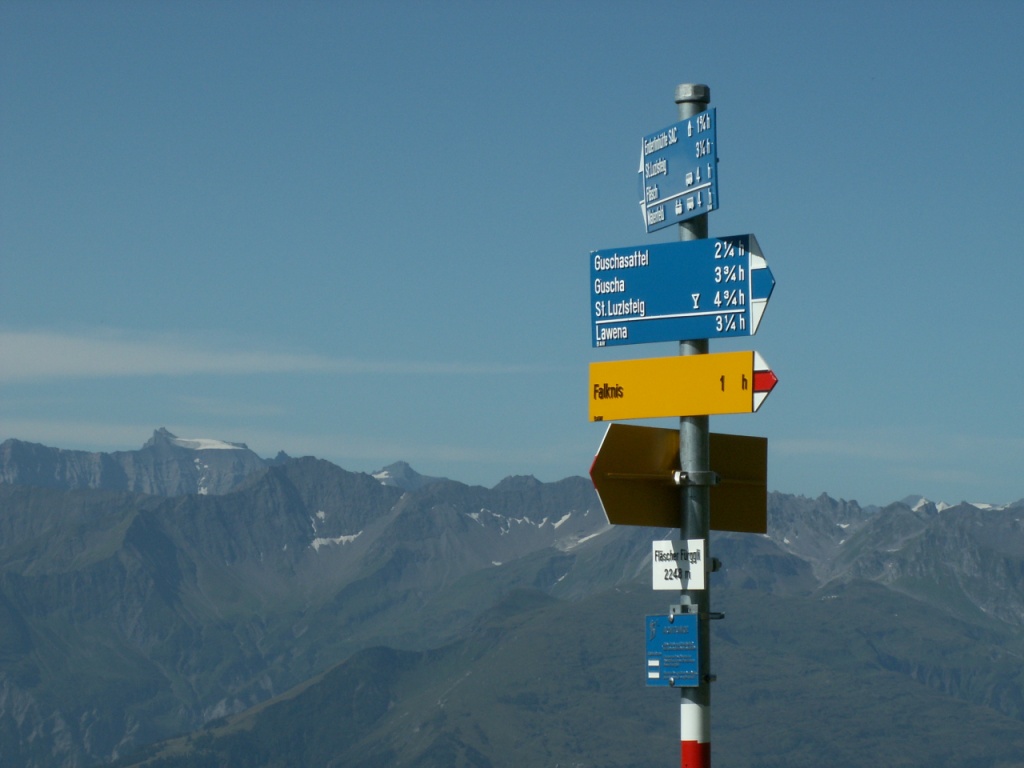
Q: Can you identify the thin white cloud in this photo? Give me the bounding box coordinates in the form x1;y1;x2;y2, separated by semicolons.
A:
0;329;533;382
0;419;155;451
775;431;1024;465
171;395;288;419
772;436;916;463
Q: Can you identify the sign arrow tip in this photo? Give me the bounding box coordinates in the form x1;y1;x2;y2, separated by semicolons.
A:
753;369;777;394
752;352;777;412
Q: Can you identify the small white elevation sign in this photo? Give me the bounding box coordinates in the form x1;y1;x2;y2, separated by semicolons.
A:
652;539;706;590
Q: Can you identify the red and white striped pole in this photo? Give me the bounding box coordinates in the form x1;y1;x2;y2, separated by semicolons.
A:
681;699;710;767
676;82;713;768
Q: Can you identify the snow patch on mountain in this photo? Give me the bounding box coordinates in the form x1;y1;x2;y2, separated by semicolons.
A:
311;532;362;551
170;436;248;451
557;526;612;551
906;494;1006;513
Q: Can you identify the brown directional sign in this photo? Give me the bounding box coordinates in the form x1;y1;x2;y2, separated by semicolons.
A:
709;431;768;533
589;423;767;533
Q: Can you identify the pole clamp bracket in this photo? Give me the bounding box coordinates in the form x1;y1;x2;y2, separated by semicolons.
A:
673;470;720;487
669;603;696;616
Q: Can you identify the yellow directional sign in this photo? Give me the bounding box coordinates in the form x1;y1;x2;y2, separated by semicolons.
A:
589;423;767;533
588;351;777;422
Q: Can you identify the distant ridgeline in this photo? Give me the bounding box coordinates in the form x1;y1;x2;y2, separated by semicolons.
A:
0;428;277;495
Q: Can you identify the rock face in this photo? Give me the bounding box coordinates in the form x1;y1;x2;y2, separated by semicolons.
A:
0;428;272;496
0;449;610;767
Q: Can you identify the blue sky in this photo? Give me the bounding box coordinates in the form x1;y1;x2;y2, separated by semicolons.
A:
2;1;1022;506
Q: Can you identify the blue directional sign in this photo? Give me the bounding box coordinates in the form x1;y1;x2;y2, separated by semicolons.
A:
645;614;699;687
639;108;717;233
590;234;774;347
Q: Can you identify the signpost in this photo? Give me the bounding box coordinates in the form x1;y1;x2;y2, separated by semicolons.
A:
591;235;774;347
588;351;777;421
639;108;718;233
587;83;778;768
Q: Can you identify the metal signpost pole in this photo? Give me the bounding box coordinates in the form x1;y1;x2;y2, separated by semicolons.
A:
675;83;712;768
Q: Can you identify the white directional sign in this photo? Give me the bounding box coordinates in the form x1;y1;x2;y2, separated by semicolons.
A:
652;539;706;590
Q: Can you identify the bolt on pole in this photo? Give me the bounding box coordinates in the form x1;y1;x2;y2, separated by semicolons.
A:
675;82;712;768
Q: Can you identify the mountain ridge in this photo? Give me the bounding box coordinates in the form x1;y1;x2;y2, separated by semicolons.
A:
1;431;1022;767
5;429;1019;510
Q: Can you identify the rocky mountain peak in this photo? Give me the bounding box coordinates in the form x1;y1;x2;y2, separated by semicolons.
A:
143;427;250;452
371;460;444;491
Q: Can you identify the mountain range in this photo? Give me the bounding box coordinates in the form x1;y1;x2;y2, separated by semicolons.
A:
0;428;277;496
1;430;1022;767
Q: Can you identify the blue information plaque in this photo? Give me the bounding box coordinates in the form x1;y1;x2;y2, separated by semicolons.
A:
645;614;699;687
639;108;718;232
